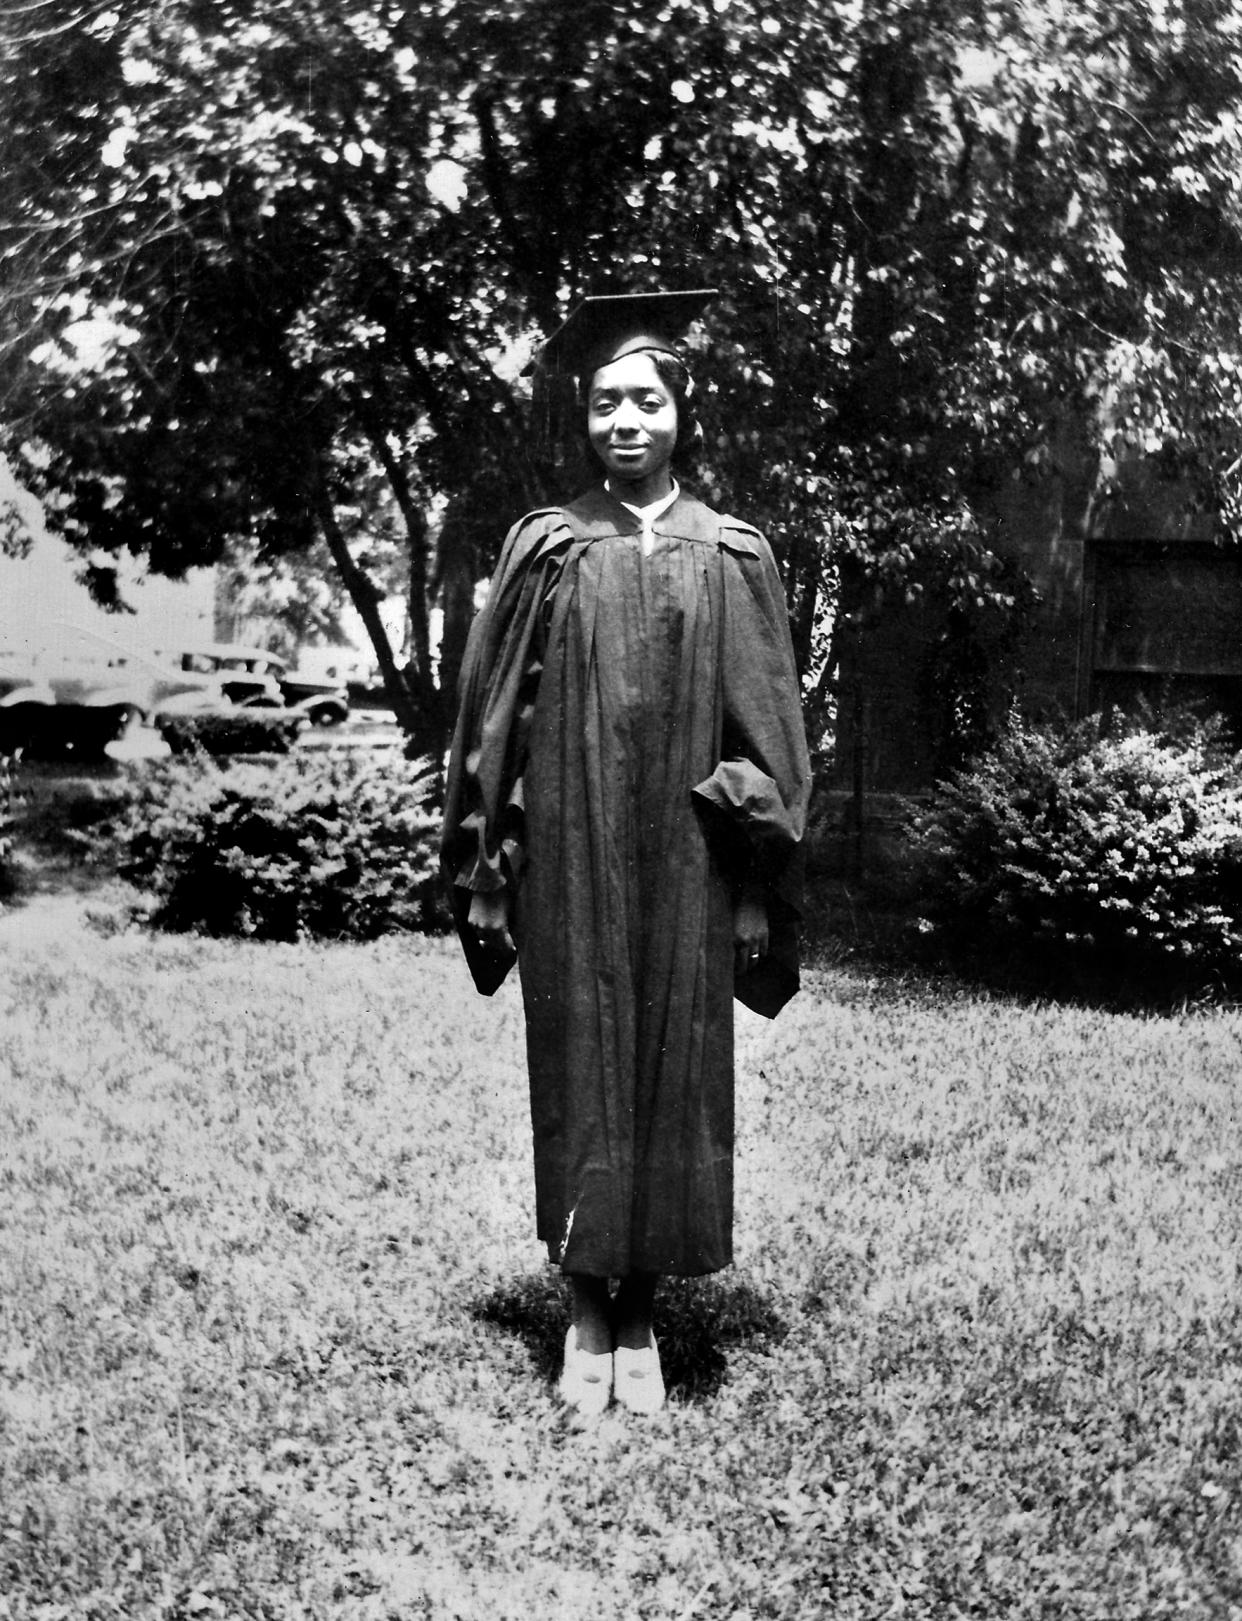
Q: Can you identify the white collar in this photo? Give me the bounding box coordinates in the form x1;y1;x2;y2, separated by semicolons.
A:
606;478;679;525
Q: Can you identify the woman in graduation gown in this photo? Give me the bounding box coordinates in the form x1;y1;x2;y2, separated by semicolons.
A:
441;291;811;1415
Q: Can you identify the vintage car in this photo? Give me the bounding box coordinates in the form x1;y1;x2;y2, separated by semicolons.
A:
0;634;225;758
295;648;388;707
166;645;350;726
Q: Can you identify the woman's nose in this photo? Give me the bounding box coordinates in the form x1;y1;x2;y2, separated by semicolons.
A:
614;400;642;432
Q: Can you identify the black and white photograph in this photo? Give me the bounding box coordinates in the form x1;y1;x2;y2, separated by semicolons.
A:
3;2;1242;1616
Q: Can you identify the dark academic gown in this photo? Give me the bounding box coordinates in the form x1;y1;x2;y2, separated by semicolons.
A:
441;486;811;1277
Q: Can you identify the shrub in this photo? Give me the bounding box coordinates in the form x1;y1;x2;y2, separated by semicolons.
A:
0;752;16;899
157;708;303;755
103;747;451;940
906;713;1242;972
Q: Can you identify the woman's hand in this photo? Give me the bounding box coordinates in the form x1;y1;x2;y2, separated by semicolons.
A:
468;889;515;955
733;888;769;976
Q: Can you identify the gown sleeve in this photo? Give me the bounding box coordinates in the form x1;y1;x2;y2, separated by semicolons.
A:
692;519;813;1018
440;509;573;994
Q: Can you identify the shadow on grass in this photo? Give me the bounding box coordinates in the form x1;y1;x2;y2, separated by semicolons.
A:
891;929;1242;1016
5;758;130;900
471;1269;788;1402
803;876;1242;1016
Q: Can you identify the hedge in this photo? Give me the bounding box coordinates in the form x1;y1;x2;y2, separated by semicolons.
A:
906;712;1242;974
0;753;16;900
101;747;450;941
156;708;303;756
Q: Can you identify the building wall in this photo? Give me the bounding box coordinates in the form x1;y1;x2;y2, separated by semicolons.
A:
1081;455;1240;729
0;524;216;666
0;458;216;658
989;420;1097;726
830;436;1097;798
829;424;1242;805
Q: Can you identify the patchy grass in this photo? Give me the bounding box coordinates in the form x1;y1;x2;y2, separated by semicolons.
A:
3;759;134;900
2;897;1242;1619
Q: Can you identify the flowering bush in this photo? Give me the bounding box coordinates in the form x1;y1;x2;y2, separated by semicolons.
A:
907;714;1242;970
103;747;450;941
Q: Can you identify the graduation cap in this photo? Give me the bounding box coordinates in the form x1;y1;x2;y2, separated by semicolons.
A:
537;288;718;381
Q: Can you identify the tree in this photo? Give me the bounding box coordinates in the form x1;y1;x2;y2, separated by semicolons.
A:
2;1;1241;759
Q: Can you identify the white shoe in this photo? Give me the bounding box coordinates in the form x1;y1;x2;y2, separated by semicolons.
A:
557;1325;613;1415
613;1333;665;1414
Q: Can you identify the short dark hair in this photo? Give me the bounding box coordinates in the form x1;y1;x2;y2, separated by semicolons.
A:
576;349;704;478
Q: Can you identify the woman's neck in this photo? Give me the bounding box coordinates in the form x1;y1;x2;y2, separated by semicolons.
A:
606;469;675;508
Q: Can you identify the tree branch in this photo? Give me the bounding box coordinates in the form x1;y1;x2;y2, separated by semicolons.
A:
471;87;547;289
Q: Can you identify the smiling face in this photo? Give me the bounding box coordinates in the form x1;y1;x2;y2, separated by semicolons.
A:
585;351;679;503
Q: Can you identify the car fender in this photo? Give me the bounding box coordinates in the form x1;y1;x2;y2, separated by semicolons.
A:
75;683;147;712
0;681;57;708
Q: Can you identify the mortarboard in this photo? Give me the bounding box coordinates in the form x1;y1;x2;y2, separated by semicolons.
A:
538;288;718;380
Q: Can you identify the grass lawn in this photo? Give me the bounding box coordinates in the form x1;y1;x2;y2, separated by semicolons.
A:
3;886;1242;1619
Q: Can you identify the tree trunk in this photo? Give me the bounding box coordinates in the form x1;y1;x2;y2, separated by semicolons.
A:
434;508;480;731
309;460;422;743
784;524;820;681
349;397;444;747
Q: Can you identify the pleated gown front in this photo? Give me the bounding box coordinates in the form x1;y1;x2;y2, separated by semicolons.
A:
441;486;810;1278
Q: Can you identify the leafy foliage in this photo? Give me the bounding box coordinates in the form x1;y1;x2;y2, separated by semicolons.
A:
5;1;1242;753
908;712;1242;972
157;708;304;756
99;749;450;940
